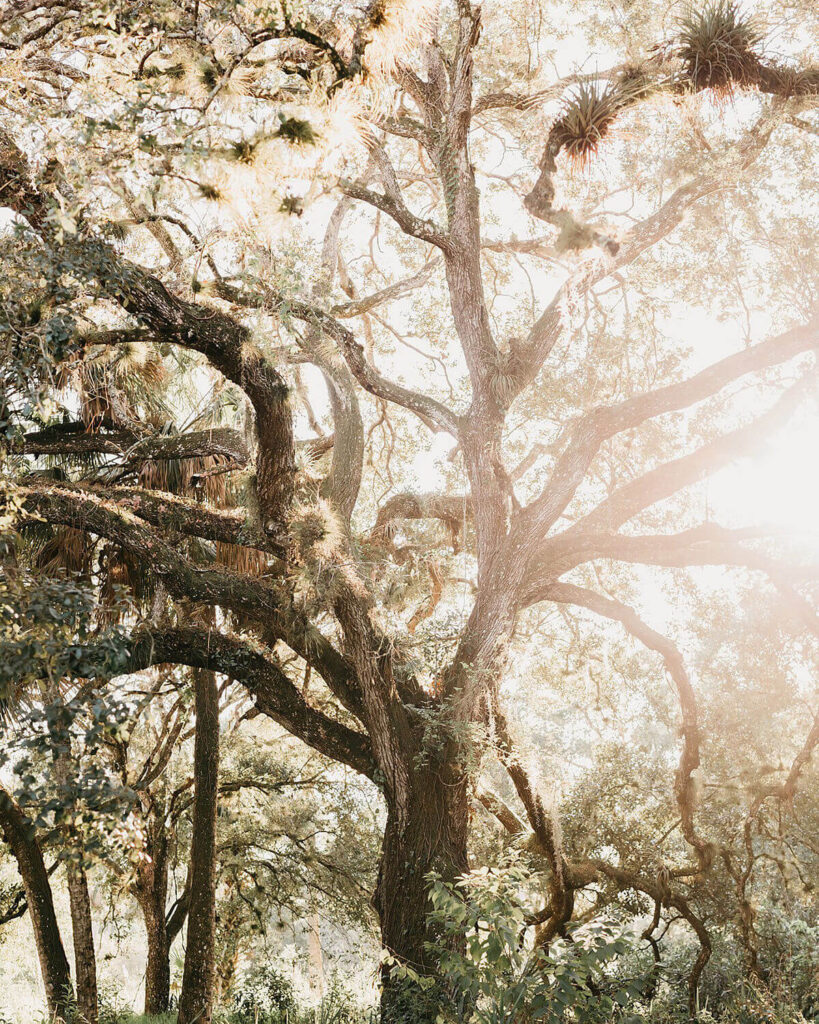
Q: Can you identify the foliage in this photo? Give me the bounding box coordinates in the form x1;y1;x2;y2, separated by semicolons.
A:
422;864;648;1024
229;964;299;1023
0;570;130;697
225;966;376;1024
0;0;818;1021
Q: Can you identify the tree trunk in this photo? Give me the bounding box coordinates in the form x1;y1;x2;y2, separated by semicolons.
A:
0;788;74;1022
53;738;98;1024
376;767;469;1024
135;800;173;1015
66;859;98;1024
177;669;220;1024
143;896;172;1015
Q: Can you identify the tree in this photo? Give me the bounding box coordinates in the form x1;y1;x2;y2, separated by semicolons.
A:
1;0;818;1020
176;668;220;1024
0;786;73;1022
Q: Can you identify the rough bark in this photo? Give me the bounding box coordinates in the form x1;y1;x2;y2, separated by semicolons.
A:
65;859;98;1024
54;744;98;1024
13;425;249;466
0;788;74;1022
134;807;172;1015
376;767;469;1024
143;899;171;1015
177;669;220;1024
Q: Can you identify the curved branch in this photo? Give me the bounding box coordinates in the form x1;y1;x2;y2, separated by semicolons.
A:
515;109;783;391
15;483;365;719
331;259;442;318
283;299;461;435
524;46;817;250
539;524;819;581
339;179;452;253
588;859;712;1014
123;627;376;779
0;130;294;539
371;492;472;548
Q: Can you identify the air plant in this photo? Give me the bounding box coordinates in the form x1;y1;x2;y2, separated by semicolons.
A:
290;499;344;562
677;1;763;94
551;81;628;169
229;137;260;164
275;115;318;146
363;0;440;77
198;61;220;92
105;220;130;242
197;182;222;201
162;62;186;81
279;193;305;217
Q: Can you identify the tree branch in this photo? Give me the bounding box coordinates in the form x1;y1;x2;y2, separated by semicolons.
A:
282;299;460;435
564;372;816;536
122;627;376;779
13;426;250;468
516;316;818;542
0;130;294;539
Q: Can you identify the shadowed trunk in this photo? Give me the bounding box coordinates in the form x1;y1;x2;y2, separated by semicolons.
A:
143;898;171;1015
135;799;171;1014
376;766;469;1024
0;788;74;1022
66;858;98;1024
177;668;220;1024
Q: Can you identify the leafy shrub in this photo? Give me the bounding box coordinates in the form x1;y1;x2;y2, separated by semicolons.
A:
416;864;648;1023
230;963;299;1023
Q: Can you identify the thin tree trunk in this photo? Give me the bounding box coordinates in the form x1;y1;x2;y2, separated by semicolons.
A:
142;895;171;1015
376;767;469;1024
177;669;220;1024
134;794;181;1015
66;858;98;1024
54;744;98;1024
0;788;74;1022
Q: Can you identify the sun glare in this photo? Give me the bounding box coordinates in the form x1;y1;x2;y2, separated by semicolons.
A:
710;409;819;539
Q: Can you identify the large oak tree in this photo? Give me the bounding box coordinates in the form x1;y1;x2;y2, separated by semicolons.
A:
1;0;818;1020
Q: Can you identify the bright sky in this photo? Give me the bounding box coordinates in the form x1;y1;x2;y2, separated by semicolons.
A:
710;409;819;537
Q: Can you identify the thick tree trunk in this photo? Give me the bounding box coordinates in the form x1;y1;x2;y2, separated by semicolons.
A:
177;669;220;1024
376;767;469;1024
66;859;98;1024
0;789;74;1022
